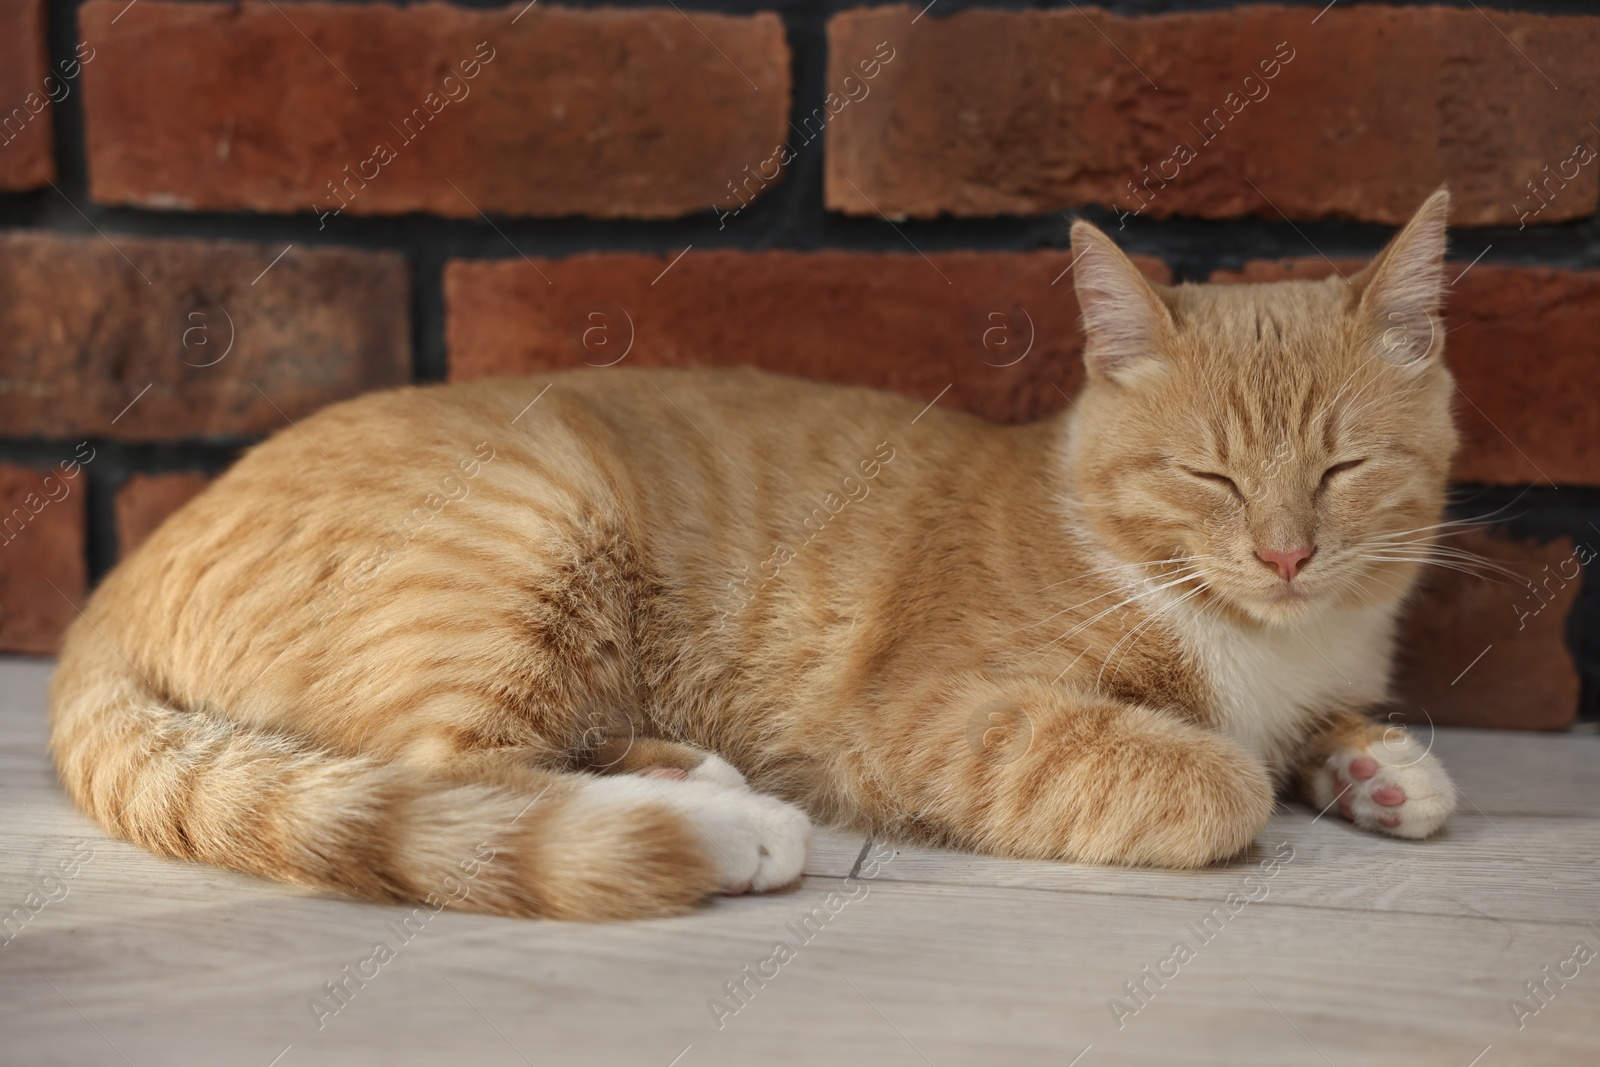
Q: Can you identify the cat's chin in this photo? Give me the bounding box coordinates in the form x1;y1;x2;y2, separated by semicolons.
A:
1237;580;1394;626
1227;585;1324;627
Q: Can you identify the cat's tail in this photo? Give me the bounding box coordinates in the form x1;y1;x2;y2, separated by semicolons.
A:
47;629;754;920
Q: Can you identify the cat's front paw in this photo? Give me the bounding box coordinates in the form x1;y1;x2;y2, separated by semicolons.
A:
1311;729;1456;839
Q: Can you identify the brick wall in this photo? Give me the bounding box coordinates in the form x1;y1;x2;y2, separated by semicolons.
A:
1;0;1596;729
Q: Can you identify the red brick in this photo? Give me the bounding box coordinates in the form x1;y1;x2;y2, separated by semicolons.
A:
80;1;790;219
116;472;212;557
0;461;87;655
1211;258;1600;486
1392;529;1585;730
1208;260;1368;284
0;232;409;440
445;250;1170;423
826;5;1600;225
0;0;55;190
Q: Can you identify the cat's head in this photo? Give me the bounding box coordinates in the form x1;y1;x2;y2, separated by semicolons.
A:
1064;189;1458;626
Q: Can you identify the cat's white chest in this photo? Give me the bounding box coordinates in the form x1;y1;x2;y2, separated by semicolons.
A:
1164;598;1398;770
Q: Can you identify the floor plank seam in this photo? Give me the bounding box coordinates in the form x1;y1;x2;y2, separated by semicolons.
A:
848;874;1595;926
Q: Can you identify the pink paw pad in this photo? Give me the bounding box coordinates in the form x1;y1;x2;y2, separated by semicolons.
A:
1371;784;1406;807
1348;756;1379;780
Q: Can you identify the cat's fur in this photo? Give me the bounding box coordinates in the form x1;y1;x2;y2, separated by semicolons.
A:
50;191;1459;920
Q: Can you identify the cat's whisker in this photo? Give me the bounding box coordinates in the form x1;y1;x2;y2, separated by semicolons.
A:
1331;375;1385;425
1321;346;1426;435
1096;581;1209;687
1374;504;1526;542
1051;643;1096;685
1364;556;1507;578
1319;359;1371;422
1365;537;1488;558
1315;564;1409;606
1369;535;1510;556
1356;527;1537;585
1007;565;1207;637
1028;597;1152;659
1406;546;1533;577
1031;568;1207;645
1014;554;1217;604
1028;569;1208;661
1366;538;1515;562
1335;380;1398;426
1357;541;1532;584
1356;553;1521;585
1328;559;1408;593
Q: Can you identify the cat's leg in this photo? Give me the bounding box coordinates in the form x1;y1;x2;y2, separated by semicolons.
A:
1291;710;1456;838
847;677;1274;868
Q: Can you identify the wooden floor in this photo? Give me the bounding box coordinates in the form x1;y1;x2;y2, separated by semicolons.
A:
1;658;1596;1066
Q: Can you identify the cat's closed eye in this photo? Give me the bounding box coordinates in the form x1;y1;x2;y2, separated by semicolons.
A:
1184;468;1243;497
1318;458;1367;490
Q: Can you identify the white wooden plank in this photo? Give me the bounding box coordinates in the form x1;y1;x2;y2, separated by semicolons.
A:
1428;727;1600;818
4;875;1595;1066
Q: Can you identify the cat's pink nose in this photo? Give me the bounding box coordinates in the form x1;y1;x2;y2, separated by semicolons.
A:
1257;545;1314;581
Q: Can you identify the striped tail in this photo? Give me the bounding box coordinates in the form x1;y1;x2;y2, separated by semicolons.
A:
47;627;723;920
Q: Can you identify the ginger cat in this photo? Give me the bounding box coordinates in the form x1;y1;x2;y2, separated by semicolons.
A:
50;190;1459;920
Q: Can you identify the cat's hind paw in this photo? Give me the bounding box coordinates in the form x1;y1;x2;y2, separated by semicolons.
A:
638;753;747;789
588;775;810;895
685;753;750;790
1310;729;1456;839
666;783;811;894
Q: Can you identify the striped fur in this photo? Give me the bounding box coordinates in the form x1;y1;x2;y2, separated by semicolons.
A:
51;192;1459;919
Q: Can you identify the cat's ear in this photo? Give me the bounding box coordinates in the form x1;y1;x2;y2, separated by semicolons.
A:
1070;220;1173;383
1352;187;1451;366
